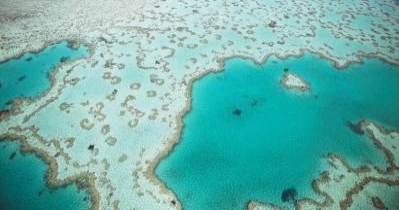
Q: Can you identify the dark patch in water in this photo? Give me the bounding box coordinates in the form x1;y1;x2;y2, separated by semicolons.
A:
26;57;33;62
232;108;242;116
171;200;176;205
250;100;258;107
284;68;289;72
0;82;2;88
60;56;70;63
5;100;13;106
346;121;364;135
281;188;297;203
18;75;26;82
155;60;160;64
88;144;94;150
9;151;17;160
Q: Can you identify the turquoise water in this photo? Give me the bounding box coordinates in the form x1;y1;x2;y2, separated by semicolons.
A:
0;41;88;110
0;141;90;210
0;42;90;210
156;54;399;210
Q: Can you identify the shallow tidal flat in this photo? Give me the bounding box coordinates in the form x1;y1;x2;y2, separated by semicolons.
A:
156;54;399;210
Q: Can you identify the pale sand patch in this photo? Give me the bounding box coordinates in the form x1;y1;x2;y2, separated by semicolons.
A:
281;72;310;92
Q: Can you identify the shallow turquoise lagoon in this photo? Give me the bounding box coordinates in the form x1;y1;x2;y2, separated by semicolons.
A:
0;141;90;210
0;41;88;109
156;54;399;210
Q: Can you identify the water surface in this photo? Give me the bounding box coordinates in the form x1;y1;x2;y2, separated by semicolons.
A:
0;41;88;109
157;54;399;210
0;141;90;210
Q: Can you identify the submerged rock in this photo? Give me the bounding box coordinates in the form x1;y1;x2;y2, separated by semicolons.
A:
5;100;12;106
232;108;242;116
17;75;26;82
281;188;297;203
346;121;364;135
250;99;258;107
60;56;70;62
9;151;16;160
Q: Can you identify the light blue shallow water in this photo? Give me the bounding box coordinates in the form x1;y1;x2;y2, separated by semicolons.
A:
0;42;90;210
156;54;399;210
0;41;88;110
0;141;90;210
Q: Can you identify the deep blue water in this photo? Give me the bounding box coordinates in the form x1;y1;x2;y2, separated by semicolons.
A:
0;42;90;210
0;41;88;110
156;54;399;210
0;141;90;210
